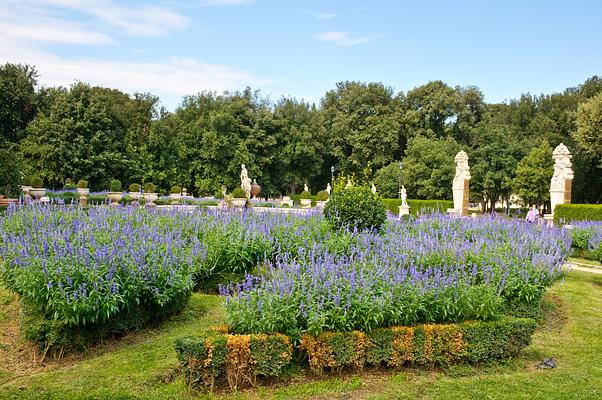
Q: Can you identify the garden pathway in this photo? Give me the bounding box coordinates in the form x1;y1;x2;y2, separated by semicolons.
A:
563;262;602;275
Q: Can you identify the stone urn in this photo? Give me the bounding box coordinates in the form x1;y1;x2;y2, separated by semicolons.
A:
21;185;31;195
170;193;181;204
300;199;312;208
128;191;141;201
316;200;327;209
143;192;158;207
250;180;261;198
29;188;46;201
107;192;123;206
77;188;90;197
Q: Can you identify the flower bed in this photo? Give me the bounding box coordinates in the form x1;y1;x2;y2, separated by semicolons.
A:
221;215;570;340
568;221;602;262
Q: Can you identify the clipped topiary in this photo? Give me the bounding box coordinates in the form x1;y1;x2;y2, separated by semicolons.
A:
22;175;33;186
31;176;44;189
77;179;88;189
214;189;225;199
232;187;247;199
170;185;182;194
129;183;141;192
324;185;387;231
300;190;312;200
316;190;329;201
143;182;156;193
109;179;122;192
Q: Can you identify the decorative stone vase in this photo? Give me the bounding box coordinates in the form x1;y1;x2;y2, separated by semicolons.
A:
29;188;46;201
316;200;327;209
250;181;261;198
170;193;181;204
107;192;123;206
21;185;31;195
77;188;90;206
231;198;246;208
300;199;312;208
143;193;158;207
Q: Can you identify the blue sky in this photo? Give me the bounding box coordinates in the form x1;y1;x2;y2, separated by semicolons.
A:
1;0;601;110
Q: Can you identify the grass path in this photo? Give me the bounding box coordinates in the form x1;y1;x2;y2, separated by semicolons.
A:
0;271;601;400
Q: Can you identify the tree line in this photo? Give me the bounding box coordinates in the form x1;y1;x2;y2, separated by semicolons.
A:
1;63;601;210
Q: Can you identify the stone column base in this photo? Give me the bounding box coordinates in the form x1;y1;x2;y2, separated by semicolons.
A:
543;214;554;226
398;205;410;219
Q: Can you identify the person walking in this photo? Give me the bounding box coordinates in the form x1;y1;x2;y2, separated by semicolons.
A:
525;205;538;223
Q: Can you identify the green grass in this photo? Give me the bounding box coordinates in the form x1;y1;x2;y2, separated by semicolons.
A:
1;271;601;399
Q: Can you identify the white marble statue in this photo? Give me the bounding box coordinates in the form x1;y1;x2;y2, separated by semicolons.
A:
304;183;309;192
549;143;574;215
401;186;408;206
326;183;332;195
371;183;377;194
449;150;471;216
345;179;352;189
240;164;252;197
453;151;471;190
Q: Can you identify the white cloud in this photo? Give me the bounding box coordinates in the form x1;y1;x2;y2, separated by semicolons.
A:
315;12;338;20
0;19;112;45
315;31;378;47
0;37;271;109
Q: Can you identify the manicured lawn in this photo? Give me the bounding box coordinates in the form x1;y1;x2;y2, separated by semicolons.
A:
1;270;601;400
568;257;602;267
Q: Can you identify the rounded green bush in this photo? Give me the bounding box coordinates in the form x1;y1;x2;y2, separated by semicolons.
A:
232;187;247;198
31;176;43;189
316;190;329;201
300;190;312;200
170;185;182;194
129;183;141;192
214;190;225;199
143;182;156;193
324;185;387;231
22;175;33;186
77;179;88;189
109;179;122;192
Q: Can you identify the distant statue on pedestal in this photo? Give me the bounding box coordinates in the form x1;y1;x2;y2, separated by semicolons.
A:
371;183;377;194
304;183;309;192
326;183;332;195
401;186;408;206
448;150;471;217
240;164;251;198
548;143;574;218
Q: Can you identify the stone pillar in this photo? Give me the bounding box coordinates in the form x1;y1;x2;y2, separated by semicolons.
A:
548;143;574;217
448;150;471;217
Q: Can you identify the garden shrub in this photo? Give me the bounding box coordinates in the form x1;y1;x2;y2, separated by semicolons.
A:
109;179;121;192
77;179;88;189
568;221;602;261
22;175;33;186
171;185;182;194
129;183;141;192
554;204;602;224
143;182;155;193
63;178;76;190
324;186;386;231
214;190;225;199
231;187;247;198
31;175;43;188
174;331;292;392
300;190;312;200
316;190;329;201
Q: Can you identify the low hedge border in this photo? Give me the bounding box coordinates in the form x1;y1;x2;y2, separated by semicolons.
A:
174;330;293;392
175;317;536;392
381;199;453;216
554;204;602;224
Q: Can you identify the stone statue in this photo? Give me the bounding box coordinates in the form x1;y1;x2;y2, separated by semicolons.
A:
304;183;309;192
326;183;332;195
453;151;471;190
240;164;251;198
549;143;574;216
371;183;377;194
449;150;471;217
401;186;408;206
345;179;352;189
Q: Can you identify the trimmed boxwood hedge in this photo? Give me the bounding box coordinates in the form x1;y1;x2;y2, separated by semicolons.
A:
554;204;602;224
382;199;453;216
175;317;536;392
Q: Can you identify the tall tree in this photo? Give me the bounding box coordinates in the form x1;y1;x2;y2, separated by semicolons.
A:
512;142;554;208
574;92;602;164
0;63;38;144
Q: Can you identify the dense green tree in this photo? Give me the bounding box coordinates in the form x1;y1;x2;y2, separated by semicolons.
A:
402;136;460;200
374;162;402;198
470;124;523;212
512;142;554;207
0;146;23;197
574;92;602;163
0;63;38;144
320;81;401;176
